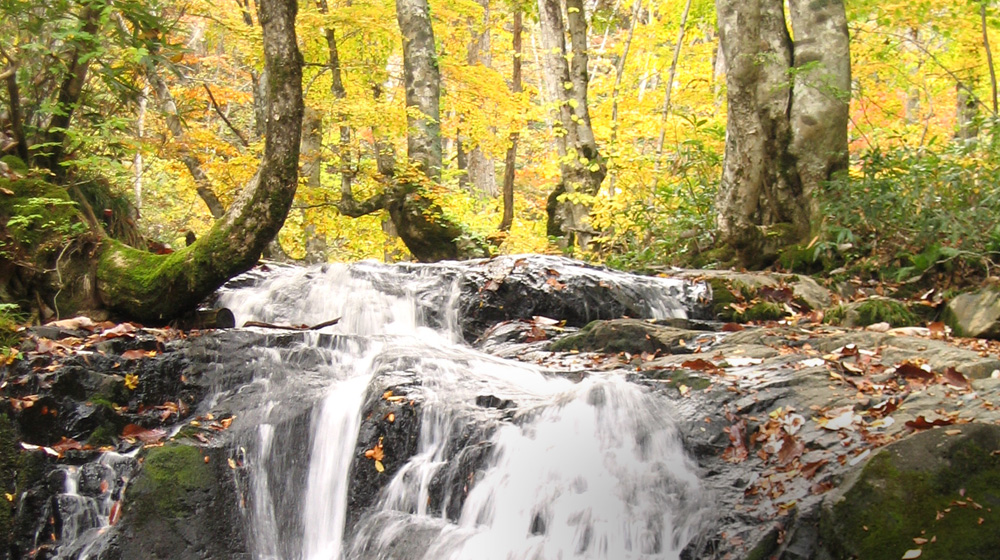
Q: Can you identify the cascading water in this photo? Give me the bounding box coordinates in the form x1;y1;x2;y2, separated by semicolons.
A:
214;256;710;560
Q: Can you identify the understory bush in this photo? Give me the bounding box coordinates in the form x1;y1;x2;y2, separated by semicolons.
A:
808;137;1000;286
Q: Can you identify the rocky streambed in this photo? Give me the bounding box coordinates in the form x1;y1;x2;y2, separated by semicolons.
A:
1;256;999;560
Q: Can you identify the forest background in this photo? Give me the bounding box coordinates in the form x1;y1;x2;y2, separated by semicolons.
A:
2;0;1000;297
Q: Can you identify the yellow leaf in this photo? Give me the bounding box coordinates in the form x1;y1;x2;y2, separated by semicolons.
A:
374;460;385;472
4;493;12;502
124;374;139;390
228;458;237;469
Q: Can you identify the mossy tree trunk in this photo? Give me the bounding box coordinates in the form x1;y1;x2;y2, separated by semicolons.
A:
95;0;303;322
714;0;850;267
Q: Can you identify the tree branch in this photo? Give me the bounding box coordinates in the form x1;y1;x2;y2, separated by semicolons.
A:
202;83;250;147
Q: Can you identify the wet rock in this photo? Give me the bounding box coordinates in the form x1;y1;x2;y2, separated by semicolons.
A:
549;318;709;354
820;423;1000;560
100;445;248;560
668;269;833;319
458;255;709;340
945;288;1000;339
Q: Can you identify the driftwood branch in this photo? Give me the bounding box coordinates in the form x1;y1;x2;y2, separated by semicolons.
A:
242;317;341;330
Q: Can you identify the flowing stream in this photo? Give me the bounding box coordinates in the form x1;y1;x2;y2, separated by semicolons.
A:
212;257;708;560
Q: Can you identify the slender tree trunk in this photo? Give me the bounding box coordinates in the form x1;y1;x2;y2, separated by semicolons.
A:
134;85;148;214
608;0;642;194
714;0;849;267
96;0;304;322
465;0;497;198
37;2;104;176
3;54;29;163
537;0;606;248
984;3;998;115
654;0;692;167
498;5;522;233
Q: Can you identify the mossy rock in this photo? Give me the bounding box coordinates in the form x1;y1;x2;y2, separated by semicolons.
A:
820;423;1000;560
111;444;247;558
127;444;213;520
825;297;919;328
549;319;702;354
0;155;27;172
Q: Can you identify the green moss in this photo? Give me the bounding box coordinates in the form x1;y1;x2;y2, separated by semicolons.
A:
706;278;740;321
823;431;1000;559
741;301;787;322
130;445;213;520
0;155;27;172
642;369;711;391
0;177;84;254
87;423;117;447
826;298;918;328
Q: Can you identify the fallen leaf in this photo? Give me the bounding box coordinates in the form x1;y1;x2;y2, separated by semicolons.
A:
682;358;721;373
121;424;167;444
121;349;156;360
49;316;97;331
801;459;828;479
374;460;385;472
896;362;934;385
901;549;922;559
928;321;948;338
941;367;971;391
50;437;83;454
905;416;955;431
124;374;139;390
722;418;749;463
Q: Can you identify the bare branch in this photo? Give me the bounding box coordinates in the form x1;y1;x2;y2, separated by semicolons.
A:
202;83;250;147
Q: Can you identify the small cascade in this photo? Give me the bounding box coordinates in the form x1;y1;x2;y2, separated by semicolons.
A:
42;453;137;559
212;256;710;560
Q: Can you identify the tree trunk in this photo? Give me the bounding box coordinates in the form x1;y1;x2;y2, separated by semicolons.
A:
537;0;606;249
96;0;304;322
396;0;442;181
389;0;489;261
714;0;849;266
498;5;522;233
465;0;497;198
36;2;104;177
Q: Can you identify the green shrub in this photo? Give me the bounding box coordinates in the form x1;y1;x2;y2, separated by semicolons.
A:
814;140;1000;285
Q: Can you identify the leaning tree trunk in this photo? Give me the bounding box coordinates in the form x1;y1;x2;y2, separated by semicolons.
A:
714;0;849;267
95;0;304;322
537;0;606;249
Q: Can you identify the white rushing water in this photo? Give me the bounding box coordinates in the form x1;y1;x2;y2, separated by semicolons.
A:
216;257;708;560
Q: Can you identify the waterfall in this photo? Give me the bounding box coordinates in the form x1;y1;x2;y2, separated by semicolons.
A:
216;256;708;560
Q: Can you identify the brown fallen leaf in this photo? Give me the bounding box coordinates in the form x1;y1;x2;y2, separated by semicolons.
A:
905;416;955;431
722;418;749;463
121;424;167;444
121;349;157;360
681;358;721;374
941;367;972;391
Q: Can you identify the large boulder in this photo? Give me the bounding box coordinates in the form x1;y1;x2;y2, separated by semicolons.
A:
944;288;1000;339
820;423;1000;560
